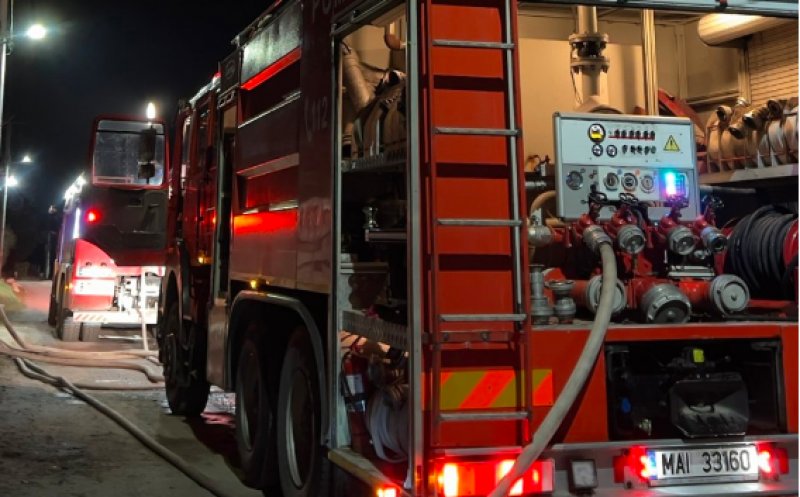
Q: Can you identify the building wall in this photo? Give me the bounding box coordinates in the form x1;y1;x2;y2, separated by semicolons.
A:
517;12;683;160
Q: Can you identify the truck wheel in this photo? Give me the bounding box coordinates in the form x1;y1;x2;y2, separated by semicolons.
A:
47;280;57;326
163;302;209;416
54;278;79;342
80;323;102;342
57;314;81;342
52;276;66;337
277;327;324;497
235;331;278;489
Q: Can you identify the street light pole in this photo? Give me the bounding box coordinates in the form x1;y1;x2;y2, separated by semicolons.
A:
0;0;9;173
0;121;10;274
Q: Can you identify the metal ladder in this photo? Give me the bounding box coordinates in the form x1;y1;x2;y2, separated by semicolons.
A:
421;0;533;449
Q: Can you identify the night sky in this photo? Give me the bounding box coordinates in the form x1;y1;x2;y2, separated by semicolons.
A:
4;1;267;271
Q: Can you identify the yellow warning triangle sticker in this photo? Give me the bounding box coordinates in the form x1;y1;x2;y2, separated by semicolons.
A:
664;135;680;152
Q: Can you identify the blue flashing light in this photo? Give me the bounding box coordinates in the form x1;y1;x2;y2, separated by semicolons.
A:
664;172;677;197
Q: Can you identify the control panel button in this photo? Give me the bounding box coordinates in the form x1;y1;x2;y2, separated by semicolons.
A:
566;170;584;190
603;172;619;190
591;144;603;157
641;174;655;193
607;145;618;157
622;173;638;192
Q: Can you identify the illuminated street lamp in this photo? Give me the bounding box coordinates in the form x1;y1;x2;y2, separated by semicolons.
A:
25;23;45;40
0;2;47;273
0;0;47;172
0;152;30;272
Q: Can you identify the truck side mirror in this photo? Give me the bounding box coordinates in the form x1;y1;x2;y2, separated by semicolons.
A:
138;127;157;179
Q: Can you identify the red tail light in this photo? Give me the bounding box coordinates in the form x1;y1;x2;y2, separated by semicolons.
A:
756;443;789;478
86;208;101;223
376;487;398;497
439;463;460;497
613;446;655;483
435;458;554;496
496;460;523;496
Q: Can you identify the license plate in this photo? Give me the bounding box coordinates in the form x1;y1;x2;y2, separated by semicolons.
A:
648;445;759;486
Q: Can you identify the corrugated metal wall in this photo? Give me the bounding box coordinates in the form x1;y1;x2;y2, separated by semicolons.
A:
748;23;798;105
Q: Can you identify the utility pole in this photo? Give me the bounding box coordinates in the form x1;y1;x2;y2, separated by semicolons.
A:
0;121;9;274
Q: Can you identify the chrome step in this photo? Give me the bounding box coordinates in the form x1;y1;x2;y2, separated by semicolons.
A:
434;126;519;136
433;39;514;50
437;218;521;227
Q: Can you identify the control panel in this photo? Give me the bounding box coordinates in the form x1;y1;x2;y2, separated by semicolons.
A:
554;112;699;221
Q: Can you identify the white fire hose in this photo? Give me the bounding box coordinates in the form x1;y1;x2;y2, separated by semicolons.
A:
0;305;163;387
489;230;617;497
0;305;242;497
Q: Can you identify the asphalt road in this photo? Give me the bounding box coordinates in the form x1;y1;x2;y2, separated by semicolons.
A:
0;280;262;497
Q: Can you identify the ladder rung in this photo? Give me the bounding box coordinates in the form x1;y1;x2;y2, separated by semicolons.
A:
440;410;528;422
435;330;513;344
439;313;527;323
432;40;515;50
437;218;521;227
434;127;519;137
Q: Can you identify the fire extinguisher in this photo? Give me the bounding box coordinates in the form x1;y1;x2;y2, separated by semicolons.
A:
341;348;373;456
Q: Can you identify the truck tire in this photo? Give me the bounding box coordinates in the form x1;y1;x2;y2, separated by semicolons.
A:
52;276;66;337
276;327;325;497
57;313;81;342
80;323;102;342
163;302;209;416
54;278;80;342
47;279;57;326
235;331;278;490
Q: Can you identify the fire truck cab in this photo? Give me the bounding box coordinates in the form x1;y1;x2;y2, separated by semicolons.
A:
160;1;797;496
49;116;168;341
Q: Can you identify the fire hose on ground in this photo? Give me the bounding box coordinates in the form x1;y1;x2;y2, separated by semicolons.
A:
0;305;164;387
0;306;241;497
490;228;618;497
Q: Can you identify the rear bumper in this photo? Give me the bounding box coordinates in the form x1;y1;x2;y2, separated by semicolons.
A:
543;434;798;497
71;309;158;326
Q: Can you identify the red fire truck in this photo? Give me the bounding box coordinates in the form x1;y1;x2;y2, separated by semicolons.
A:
159;1;798;496
49;115;168;341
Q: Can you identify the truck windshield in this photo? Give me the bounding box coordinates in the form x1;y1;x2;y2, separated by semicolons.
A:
92;120;166;187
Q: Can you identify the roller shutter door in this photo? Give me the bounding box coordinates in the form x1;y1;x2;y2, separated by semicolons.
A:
748;23;798;106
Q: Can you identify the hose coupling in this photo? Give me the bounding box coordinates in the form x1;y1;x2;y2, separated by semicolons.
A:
667;225;697;256
582;225;612;254
699;225;728;253
616;224;646;255
547;280;576;324
530;264;553;325
527;223;554;247
709;274;749;314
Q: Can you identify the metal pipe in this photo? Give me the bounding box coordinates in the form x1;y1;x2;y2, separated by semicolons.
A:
528;190;556;221
571;6;609;109
699;185;757;195
641;10;659;115
577;5;598;34
341;45;374;114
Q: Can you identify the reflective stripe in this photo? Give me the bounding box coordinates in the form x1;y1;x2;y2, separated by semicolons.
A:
436;369;554;409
